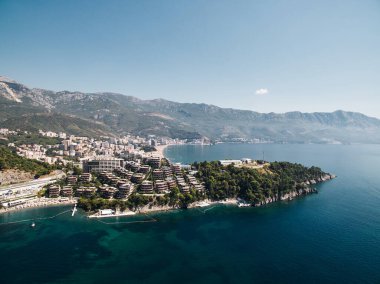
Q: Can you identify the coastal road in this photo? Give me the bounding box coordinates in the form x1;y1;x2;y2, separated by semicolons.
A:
0;171;65;200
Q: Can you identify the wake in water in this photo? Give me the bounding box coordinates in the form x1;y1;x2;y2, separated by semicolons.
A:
196;206;216;214
0;209;72;226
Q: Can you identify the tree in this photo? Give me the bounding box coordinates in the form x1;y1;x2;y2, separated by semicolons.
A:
179;192;194;209
168;187;180;207
78;198;92;211
156;195;169;206
73;166;83;176
127;194;149;211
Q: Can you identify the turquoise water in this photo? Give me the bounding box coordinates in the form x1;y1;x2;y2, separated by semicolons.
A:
1;144;380;283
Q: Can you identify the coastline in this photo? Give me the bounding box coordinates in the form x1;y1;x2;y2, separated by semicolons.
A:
152;144;170;159
1;183;329;218
85;184;331;219
86;199;238;219
1;143;336;218
0;198;76;214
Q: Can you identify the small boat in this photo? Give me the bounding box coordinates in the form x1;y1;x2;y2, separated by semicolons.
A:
238;202;251;208
31;222;36;228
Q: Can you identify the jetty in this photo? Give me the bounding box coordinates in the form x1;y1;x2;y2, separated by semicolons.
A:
71;203;77;216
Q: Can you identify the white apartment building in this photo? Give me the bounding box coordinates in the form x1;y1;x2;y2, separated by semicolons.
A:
83;156;125;173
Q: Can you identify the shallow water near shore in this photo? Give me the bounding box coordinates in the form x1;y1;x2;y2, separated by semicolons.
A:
1;144;380;283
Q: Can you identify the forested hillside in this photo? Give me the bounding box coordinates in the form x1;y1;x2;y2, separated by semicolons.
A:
0;146;54;178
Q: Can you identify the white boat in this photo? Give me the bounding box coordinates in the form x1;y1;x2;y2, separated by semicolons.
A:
31;222;36;228
238;202;251;208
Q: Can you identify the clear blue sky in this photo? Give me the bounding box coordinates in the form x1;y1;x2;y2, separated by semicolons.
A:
1;0;379;117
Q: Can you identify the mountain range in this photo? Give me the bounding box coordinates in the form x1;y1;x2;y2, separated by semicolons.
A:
1;76;380;144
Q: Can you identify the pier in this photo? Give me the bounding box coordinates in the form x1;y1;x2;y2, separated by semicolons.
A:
71;203;77;217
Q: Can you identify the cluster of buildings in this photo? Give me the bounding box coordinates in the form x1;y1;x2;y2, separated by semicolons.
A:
0;128;17;136
47;184;72;198
47;154;205;200
3;128;185;166
15;144;60;164
2;127;207;203
219;158;263;166
38;130;68;139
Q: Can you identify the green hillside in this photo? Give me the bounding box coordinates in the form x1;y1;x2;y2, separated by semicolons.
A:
0;146;55;178
1;113;114;138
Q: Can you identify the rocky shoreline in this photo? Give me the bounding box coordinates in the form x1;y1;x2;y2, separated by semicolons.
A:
253;173;336;207
0;198;76;214
1;164;335;218
86;174;336;218
86;199;238;218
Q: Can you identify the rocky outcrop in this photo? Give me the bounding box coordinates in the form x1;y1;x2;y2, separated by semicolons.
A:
253;174;336;207
0;82;22;102
0;169;34;186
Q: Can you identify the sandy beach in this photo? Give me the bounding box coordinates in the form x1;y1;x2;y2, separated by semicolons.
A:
153;144;169;159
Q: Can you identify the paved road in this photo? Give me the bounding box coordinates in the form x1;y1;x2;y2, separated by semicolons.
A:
0;171;65;200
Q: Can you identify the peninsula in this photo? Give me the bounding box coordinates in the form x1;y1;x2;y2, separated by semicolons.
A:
0;127;335;216
77;159;335;217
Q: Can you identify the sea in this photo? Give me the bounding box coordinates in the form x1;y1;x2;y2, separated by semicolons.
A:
1;143;379;284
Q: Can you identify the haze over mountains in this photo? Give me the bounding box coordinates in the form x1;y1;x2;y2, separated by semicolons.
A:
1;76;380;144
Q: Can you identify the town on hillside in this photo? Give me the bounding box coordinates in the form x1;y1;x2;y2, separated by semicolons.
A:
1;127;334;216
0;128;210;214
